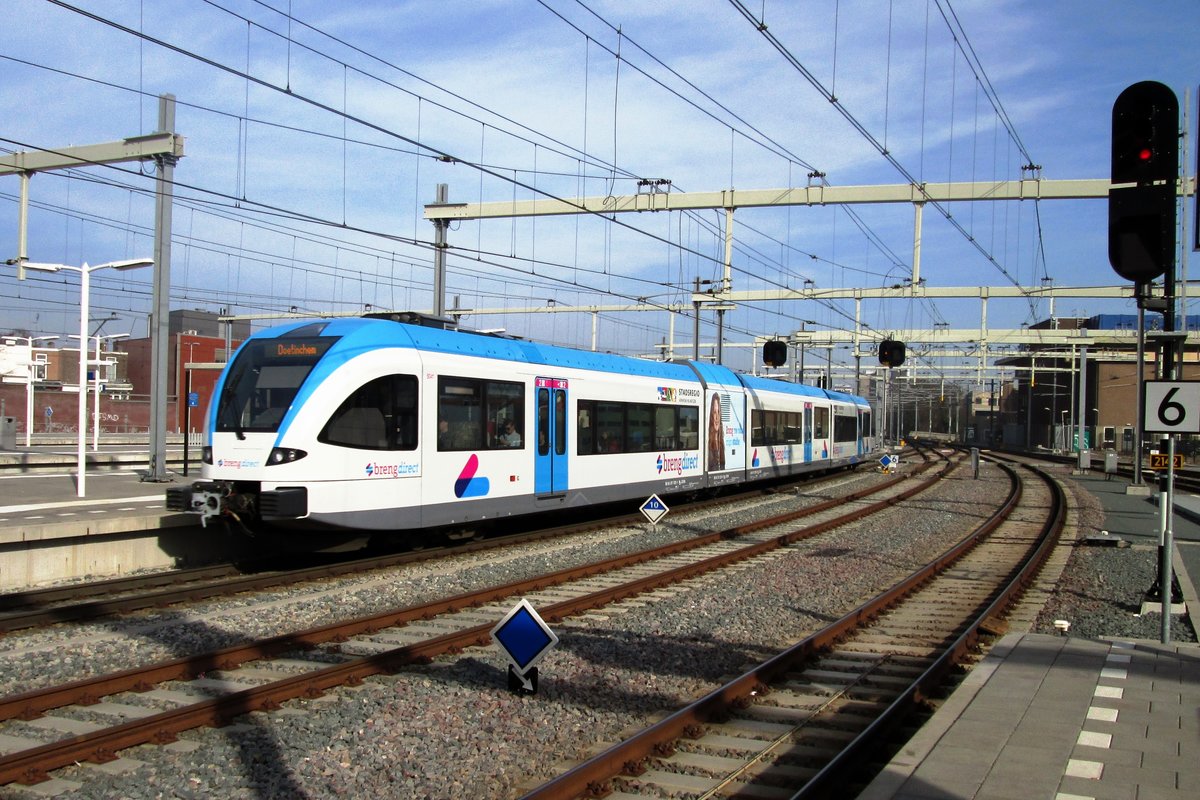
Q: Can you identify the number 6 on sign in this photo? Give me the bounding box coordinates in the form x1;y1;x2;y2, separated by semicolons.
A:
1143;381;1200;434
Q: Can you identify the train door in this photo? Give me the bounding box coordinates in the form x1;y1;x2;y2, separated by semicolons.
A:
535;377;569;495
803;403;813;462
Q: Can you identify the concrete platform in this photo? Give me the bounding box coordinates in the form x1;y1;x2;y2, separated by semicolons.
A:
860;633;1199;800
859;468;1199;800
0;463;202;591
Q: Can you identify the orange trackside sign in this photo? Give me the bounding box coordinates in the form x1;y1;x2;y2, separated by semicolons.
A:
1148;453;1184;470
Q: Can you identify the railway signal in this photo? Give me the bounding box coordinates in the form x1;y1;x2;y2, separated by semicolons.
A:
762;339;787;368
1108;81;1179;284
878;339;905;368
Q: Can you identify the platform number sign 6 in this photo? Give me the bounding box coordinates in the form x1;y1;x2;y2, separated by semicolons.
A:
1158;388;1186;427
1142;381;1200;434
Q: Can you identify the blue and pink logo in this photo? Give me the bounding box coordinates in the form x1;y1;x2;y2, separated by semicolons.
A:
454;454;490;498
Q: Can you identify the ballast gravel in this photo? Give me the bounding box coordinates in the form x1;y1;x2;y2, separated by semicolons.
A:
0;461;1193;799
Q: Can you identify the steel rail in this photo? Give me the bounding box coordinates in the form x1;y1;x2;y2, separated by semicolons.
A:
0;467;867;634
0;454;949;785
792;459;1064;799
0;564;243;613
519;455;1057;800
0;457;935;726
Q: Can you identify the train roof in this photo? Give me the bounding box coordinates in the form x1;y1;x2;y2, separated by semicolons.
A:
739;373;871;407
737;372;830;400
247;318;871;407
823;387;871;406
257;317;702;382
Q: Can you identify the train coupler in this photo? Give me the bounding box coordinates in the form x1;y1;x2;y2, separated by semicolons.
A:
165;482;242;528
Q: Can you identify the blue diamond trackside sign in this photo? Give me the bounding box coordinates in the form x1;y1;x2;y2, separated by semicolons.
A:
491;598;559;676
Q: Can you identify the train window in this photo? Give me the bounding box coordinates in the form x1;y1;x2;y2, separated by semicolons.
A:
537;388;549;456
679;406;699;450
439;376;524;451
785;412;802;444
578;400;698;454
554;390;567;456
833;411;858;442
577;400;595;454
751;409;799;447
487;381;524;449
654;406;678;450
772;411;787;444
320;374;417;451
595;402;625;453
628;405;653;451
438;378;482;451
813;406;829;439
215;336;336;434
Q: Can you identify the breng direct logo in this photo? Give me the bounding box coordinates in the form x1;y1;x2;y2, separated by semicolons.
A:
217;459;261;470
657;453;699;475
364;462;419;478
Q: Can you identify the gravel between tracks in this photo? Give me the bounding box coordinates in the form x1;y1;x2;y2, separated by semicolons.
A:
0;461;1193;799
1032;470;1196;643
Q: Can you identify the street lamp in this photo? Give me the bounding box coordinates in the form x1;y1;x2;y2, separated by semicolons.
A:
3;334;56;447
68;332;129;452
19;259;152;497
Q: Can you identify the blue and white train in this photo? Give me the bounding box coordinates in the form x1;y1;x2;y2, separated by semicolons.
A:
167;315;875;548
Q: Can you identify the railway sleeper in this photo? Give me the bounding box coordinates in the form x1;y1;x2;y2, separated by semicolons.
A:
739;707;861;740
616;767;778;799
660;750;819;789
835;641;941;659
711;717;799;741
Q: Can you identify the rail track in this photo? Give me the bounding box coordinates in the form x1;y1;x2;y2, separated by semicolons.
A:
0;463;887;635
519;453;1064;799
0;450;951;787
987;444;1200;493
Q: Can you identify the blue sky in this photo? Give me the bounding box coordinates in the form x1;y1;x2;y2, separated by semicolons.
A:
1;0;1196;374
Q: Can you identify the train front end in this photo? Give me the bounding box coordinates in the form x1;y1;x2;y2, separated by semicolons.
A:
166;321;341;532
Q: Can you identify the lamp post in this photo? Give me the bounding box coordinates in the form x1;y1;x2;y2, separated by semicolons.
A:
4;335;56;447
69;332;129;451
18;259;153;497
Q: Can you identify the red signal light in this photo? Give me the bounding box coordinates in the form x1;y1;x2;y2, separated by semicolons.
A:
1139;147;1153;161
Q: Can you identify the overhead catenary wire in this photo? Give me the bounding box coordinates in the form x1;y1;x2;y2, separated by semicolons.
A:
726;0;1038;305
14;2;892;323
6;1;1042;369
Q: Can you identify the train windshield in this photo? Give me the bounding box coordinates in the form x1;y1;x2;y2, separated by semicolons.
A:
216;336;337;435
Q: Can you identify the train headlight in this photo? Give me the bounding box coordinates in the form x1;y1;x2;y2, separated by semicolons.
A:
268;447;308;465
202;446;213;465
